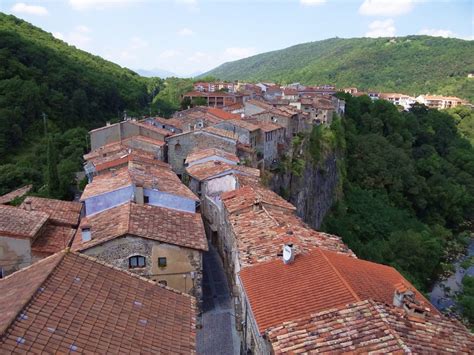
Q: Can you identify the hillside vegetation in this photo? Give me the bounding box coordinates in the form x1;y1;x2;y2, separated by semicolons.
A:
203;36;474;101
317;95;474;293
0;13;153;197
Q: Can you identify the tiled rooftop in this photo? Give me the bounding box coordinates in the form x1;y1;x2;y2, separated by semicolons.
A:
202;126;240;140
239;248;434;334
0;251;196;353
72;202;208;252
186;161;259;182
0;205;48;239
20;196;82;227
0;185;32;205
31;225;76;254
207;107;241;121
221;119;260;132
185;148;240;165
81;160;198;201
268;300;474;354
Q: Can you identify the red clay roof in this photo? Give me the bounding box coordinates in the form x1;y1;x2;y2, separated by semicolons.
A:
20;197;82;227
186;161;259;182
207;107;241;120
239;248;435;334
0;185;32;204
0;251;196;353
268;299;474;354
72;202;208;252
31;225;76;254
0;205;48;239
185;148;239;165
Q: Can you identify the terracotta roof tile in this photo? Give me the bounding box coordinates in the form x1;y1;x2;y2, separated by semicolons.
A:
207;107;241;120
220;119;260;132
239;248;436;334
20;197;82;227
267;300;474;354
186;161;259;182
31;225;76;254
81;160;198;202
0;205;48;239
0;252;196;353
0;185;32;204
185;148;240;165
202;126;239;140
72;202;208;252
222;185;295;213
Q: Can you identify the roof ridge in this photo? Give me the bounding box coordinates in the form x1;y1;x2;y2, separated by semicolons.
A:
0;250;67;336
74;252;195;299
370;300;411;352
319;248;362;303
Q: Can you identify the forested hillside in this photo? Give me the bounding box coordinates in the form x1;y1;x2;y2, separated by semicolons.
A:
203;36;474;101
0;14;157;198
316;96;474;294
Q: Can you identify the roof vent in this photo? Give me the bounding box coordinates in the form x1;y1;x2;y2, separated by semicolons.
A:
16;337;26;345
282;244;295;265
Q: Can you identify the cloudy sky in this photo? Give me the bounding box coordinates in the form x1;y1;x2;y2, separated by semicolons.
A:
1;0;472;76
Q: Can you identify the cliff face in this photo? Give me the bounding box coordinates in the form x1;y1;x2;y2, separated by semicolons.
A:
270;153;340;229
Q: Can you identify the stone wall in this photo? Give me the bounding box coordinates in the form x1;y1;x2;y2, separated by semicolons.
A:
82;235;203;304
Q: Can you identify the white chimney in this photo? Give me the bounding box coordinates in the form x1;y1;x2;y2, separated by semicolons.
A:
282;244;295;264
81;225;92;242
24;200;32;211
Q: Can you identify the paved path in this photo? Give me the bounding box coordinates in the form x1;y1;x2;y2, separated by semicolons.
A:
197;244;240;355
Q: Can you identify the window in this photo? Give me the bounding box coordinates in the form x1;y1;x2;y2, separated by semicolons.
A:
175;142;182;153
129;255;146;268
158;280;168;286
158;257;167;268
143;195;149;204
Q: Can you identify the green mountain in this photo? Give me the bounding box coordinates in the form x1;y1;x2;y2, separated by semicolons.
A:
0;13;153;155
203;36;474;101
0;13;150;197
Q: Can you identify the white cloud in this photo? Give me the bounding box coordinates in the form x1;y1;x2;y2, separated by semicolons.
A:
366;19;396;37
418;28;455;38
359;0;414;16
53;32;64;40
11;2;48;16
300;0;326;6
177;28;195;36
69;0;137;11
222;47;256;61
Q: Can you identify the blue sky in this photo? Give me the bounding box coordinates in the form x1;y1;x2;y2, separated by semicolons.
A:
1;0;472;76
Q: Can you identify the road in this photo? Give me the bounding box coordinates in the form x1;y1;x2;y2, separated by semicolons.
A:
197;243;240;355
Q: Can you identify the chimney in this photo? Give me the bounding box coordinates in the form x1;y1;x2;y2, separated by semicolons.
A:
81;223;92;242
135;185;144;204
24;199;32;211
282;244;295;265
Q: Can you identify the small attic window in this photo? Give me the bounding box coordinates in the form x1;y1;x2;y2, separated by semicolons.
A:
129;255;146;268
158;257;167;268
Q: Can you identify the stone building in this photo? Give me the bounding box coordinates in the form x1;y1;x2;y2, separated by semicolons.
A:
89;119;171;151
0;197;81;277
72;201;208;301
81;158;199;216
166;127;239;176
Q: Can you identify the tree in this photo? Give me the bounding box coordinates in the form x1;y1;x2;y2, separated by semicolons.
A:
46;136;60;198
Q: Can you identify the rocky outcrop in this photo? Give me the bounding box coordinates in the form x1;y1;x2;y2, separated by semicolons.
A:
270;153;340;229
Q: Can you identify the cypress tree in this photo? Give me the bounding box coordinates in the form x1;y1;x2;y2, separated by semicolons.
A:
46;135;60;198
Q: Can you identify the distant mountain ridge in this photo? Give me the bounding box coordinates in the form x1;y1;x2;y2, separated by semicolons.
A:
202;36;474;101
135;68;177;78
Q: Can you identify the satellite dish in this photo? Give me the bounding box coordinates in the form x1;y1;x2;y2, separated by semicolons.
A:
283;244;294;264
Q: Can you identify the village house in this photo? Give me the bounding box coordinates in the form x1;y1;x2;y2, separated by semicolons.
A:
185;160;260;197
185;148;240;168
237;247;474;353
213;119;260;149
72;201;207;300
281;87;298;101
380;92;417;110
297;85;337;96
416;94;467;109
89;119;171;151
247;104;301;139
182;91;243;108
145;116;184;134
193;81;237;93
81;158;199;216
0;197;81;277
263;85;283;101
166;126;239;176
0;250;197;353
